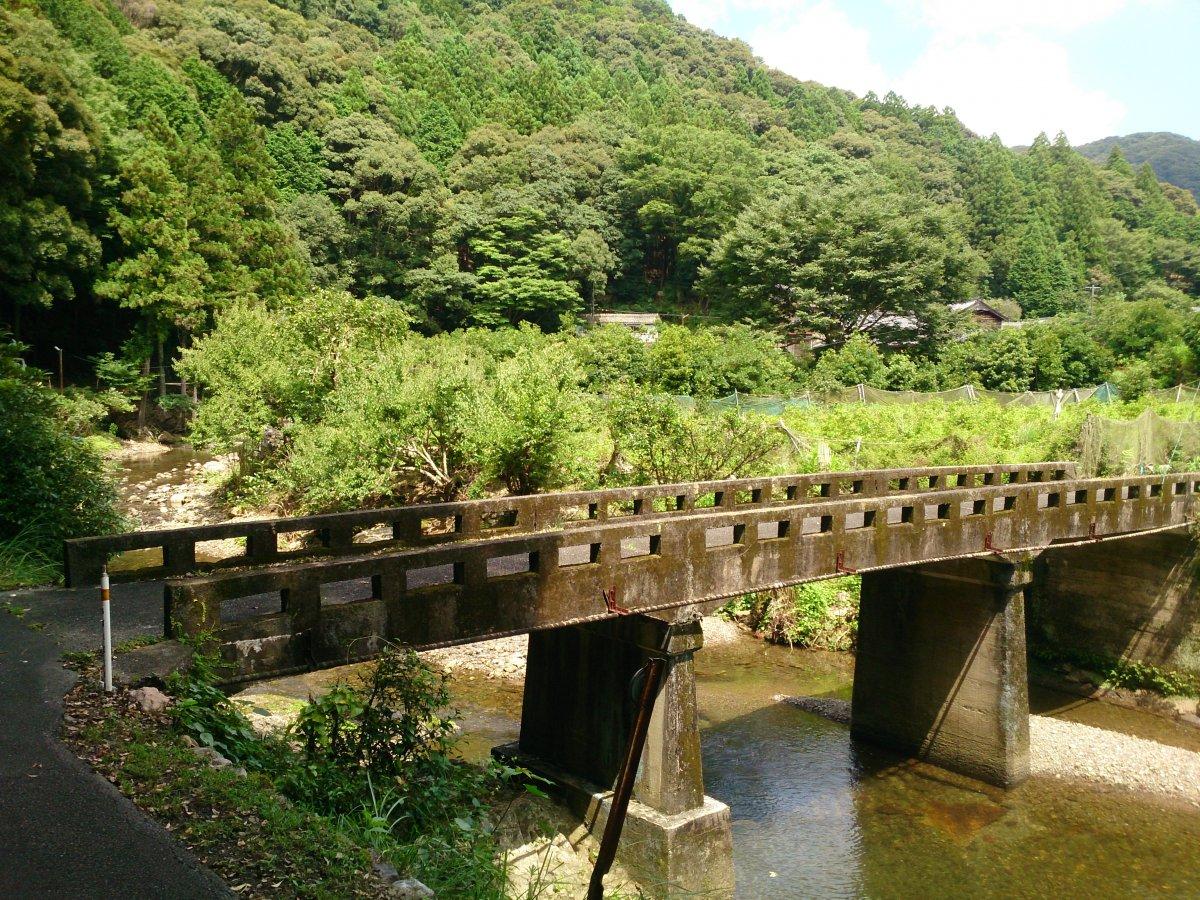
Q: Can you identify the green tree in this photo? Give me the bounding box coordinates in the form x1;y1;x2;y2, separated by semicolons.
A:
1006;218;1076;316
703;176;979;346
322;116;445;302
0;43;102;333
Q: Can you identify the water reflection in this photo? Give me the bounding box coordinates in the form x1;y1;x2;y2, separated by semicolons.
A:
691;637;1200;898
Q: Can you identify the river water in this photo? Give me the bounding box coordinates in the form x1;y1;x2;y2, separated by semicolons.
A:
434;634;1200;898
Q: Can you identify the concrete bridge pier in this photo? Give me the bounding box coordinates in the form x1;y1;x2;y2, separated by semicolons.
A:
497;615;734;898
851;554;1034;787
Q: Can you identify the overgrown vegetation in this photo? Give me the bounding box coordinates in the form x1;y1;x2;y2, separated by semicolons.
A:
0;333;122;588
723;577;860;651
4;0;1199;399
163;643;546;895
1030;644;1200;699
172;289;1200;513
64;682;387;897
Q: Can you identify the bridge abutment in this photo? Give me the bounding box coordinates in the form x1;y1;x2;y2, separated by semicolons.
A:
497;615;734;898
851;555;1033;787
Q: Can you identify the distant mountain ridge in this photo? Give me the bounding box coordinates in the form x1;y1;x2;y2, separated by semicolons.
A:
1076;132;1200;199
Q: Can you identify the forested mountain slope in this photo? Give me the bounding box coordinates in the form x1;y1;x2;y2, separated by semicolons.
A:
3;0;1199;369
1077;132;1200;201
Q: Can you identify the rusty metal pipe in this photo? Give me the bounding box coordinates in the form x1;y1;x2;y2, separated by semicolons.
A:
587;655;666;900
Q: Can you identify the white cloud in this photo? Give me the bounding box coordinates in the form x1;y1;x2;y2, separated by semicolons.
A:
669;0;1142;143
896;35;1127;143
746;2;887;95
668;0;734;30
891;0;1137;37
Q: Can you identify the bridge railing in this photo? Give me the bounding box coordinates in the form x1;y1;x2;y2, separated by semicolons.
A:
65;462;1073;588
163;470;1196;679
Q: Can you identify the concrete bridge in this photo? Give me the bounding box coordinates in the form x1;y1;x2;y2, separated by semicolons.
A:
66;462;1200;897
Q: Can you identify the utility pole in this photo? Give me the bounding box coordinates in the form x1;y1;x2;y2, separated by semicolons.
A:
1083;283;1101;300
53;345;63;391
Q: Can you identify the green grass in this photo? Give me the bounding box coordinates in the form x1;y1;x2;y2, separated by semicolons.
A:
0;535;60;590
66;686;383;898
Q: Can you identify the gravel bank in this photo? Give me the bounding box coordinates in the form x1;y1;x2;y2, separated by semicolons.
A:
779;695;1200;807
421;616;742;681
1030;715;1200;807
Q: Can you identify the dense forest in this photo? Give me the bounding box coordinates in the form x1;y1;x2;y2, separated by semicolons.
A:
4;0;1200;377
1077;132;1200;201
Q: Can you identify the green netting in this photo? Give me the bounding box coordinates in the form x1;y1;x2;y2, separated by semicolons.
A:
1079;409;1200;475
1146;384;1200;404
689;382;1129;411
652;382;1200;415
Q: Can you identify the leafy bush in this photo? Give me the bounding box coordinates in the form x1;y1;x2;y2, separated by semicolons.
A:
0;339;122;583
180;291;414;456
806;334;888;391
165;643;530;893
645;323;800;398
568;324;650;390
726;577;859;650
284;648;499;829
606;387;785;484
169;657;275;769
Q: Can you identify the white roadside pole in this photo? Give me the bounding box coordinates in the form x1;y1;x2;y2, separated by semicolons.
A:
101;564;113;692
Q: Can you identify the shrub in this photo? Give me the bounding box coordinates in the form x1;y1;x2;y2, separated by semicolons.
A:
726;577;859;650
180;291;413;456
806;334;887;391
475;343;593;494
567;323;649;390
1111;360;1154;400
606;387;784;484
0;339;122;582
165;643;520;894
645;323;799;397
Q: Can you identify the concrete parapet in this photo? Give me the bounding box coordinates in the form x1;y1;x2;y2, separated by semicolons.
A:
851;555;1033;787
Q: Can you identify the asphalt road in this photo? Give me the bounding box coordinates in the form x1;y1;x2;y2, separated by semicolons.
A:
0;581;230;898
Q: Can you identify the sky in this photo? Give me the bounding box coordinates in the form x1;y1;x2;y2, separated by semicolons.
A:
667;0;1199;146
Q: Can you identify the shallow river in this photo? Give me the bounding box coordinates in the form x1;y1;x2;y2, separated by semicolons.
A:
448;635;1200;898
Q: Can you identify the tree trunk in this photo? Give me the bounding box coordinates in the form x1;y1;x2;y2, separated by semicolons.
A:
157;336;167;397
137;355;150;431
178;332;188;395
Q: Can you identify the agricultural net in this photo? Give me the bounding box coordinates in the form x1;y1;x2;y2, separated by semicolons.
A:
662;381;1200;417
1079;409;1200;475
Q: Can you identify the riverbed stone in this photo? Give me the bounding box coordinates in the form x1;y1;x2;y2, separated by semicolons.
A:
387;878;434;899
191;746;231;768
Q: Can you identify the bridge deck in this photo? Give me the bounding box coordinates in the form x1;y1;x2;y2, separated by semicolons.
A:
65;463;1073;588
139;468;1199;683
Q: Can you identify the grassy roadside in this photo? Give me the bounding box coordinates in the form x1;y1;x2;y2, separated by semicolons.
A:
58;644;640;900
62;678;387;898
